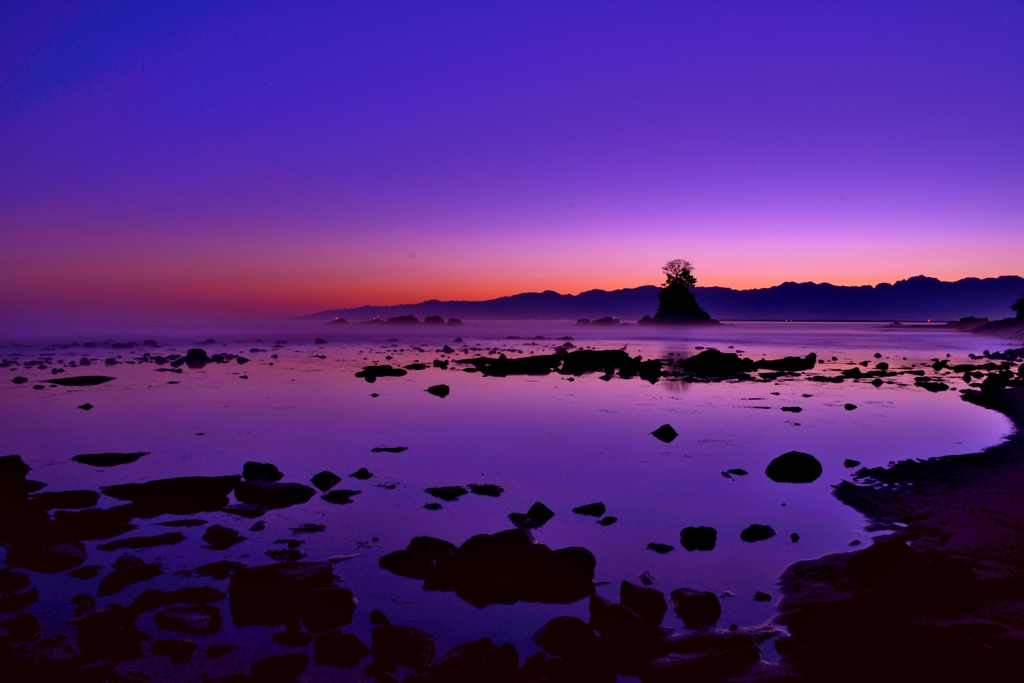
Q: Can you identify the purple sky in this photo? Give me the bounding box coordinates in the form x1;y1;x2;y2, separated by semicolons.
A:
1;2;1022;319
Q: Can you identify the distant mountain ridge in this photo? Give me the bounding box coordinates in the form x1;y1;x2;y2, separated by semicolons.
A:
302;275;1024;322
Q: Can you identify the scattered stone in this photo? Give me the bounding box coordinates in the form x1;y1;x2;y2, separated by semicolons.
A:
726;469;748;476
291;523;326;534
424;503;443;510
355;365;407;382
572;502;606;517
844;403;858;410
680;526;717;551
100;475;241;515
250;520;266;531
844;459;861;468
311;471;342;491
12;376;28;384
314;630;370;668
597;516;618;526
72;452;149;467
151;638;197;663
781;406;803;413
242;461;284;482
203;525;245;550
370;609;390;625
651;424;679;443
188;560;246;580
639;571;656;586
670;588;721;628
740;524;777;542
372;446;408;453
78;403;94;410
647;542;674;554
321;489;361;505
235;481;316;509
765;451;823;483
754;591;772;601
791;533;800;543
426;486;468;502
509;502;555;528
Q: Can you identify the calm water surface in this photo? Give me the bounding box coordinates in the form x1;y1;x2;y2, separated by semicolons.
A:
0;321;1015;681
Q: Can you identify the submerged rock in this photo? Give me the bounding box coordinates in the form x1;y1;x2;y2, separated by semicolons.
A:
371;624;437;672
426;486;468;502
372;446;408;453
647;542;674;554
97;532;185;552
765;451;823;483
621;580;668;628
29;490;99;510
45;375;115;387
154;603;222;636
321;489;362;505
5;542;87;574
572;502;606;517
314;630;369;668
509;502;555;528
100;475;241;515
468;483;503;496
532;616;597;660
99;554;163;595
252;653;309;680
203;524;245;550
426;384;450;397
355;365;408;382
424;636;518;682
77;604;148;661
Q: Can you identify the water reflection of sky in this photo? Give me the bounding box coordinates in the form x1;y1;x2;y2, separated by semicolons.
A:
0;322;1013;681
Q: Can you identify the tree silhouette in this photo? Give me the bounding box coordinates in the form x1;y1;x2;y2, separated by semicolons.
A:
662;260;697;288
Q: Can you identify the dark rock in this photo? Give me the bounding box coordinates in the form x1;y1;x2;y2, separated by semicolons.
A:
765;451;823;483
154;604;222;635
98;554;163;595
100;475;241;515
315;337;327;344
753;591;772;601
0;569;31;594
0;612;40;642
274;628;312;647
370;609;390;625
52;506;136;540
242;461;283;482
151;638;197;663
647;542;674;554
250;520;266;531
677;350;754;376
651;424;678;443
740;524;777;542
427;384;450;397
311;470;342;491
845;403;858;410
97;532;185;551
5;542;87;574
598;516;618;526
372;446;408;453
573;502;606;517
844;459;861;468
321;489;361;505
77;604;148;661
251;653;309;681
533;616;597;660
29;490;99;510
468;483;503;496
205;643;235;658
229;562;354;632
12;376;28;384
266;547;307;562
670;588;721;628
72;594;95;617
355;365;407;382
235;481;315;509
372;624;437;671
425;637;518;682
72;452;149;467
509;502;555;528
78;403;93;410
426;486;468;502
203;524;245;550
781;406;803;413
621;581;668;627
314;630;370;668
643;631;763;682
45;375;115;386
424;502;443;510
379;536;458;579
791;533;800;542
727;468;748;476
67;566;101;580
291;523;326;534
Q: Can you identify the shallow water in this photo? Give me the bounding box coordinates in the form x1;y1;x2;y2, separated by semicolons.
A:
0;321;1015;681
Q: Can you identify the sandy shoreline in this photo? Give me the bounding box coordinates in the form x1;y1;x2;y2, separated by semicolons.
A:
775;386;1024;681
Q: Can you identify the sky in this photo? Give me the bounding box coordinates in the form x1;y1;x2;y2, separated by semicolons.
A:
1;1;1022;320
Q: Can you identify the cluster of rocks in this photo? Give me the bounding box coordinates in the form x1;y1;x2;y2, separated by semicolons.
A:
456;348;664;383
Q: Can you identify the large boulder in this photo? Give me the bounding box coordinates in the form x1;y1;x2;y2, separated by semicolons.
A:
677;350;756;376
620;581;668;627
670;588;721;628
765;451;823;483
314;630;369;668
679;526;717;551
234;481;316;509
424;637;518;683
100;475;240;515
532;616;598;661
77;604;149;661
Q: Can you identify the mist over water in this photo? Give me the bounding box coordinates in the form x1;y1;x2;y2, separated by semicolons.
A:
0;321;1014;681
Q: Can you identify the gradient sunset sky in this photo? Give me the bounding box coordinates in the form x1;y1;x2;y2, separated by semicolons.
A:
1;2;1022;319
